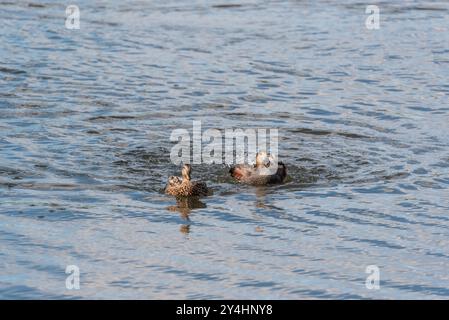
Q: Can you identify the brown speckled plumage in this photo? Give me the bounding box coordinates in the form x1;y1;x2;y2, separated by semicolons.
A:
165;164;209;197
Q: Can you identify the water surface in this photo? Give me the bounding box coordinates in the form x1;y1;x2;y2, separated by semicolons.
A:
1;0;449;299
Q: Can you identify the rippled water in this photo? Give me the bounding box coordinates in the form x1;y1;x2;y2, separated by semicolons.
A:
1;0;449;299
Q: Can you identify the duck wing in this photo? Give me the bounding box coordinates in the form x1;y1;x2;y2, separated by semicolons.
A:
191;181;209;196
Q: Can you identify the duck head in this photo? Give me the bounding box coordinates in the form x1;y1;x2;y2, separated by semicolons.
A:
181;164;191;181
267;153;276;165
255;151;270;168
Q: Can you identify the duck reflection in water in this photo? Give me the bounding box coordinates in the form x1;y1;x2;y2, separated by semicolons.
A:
253;185;285;216
167;196;206;234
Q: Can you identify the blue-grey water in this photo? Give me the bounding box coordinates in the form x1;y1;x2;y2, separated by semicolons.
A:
1;0;449;299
